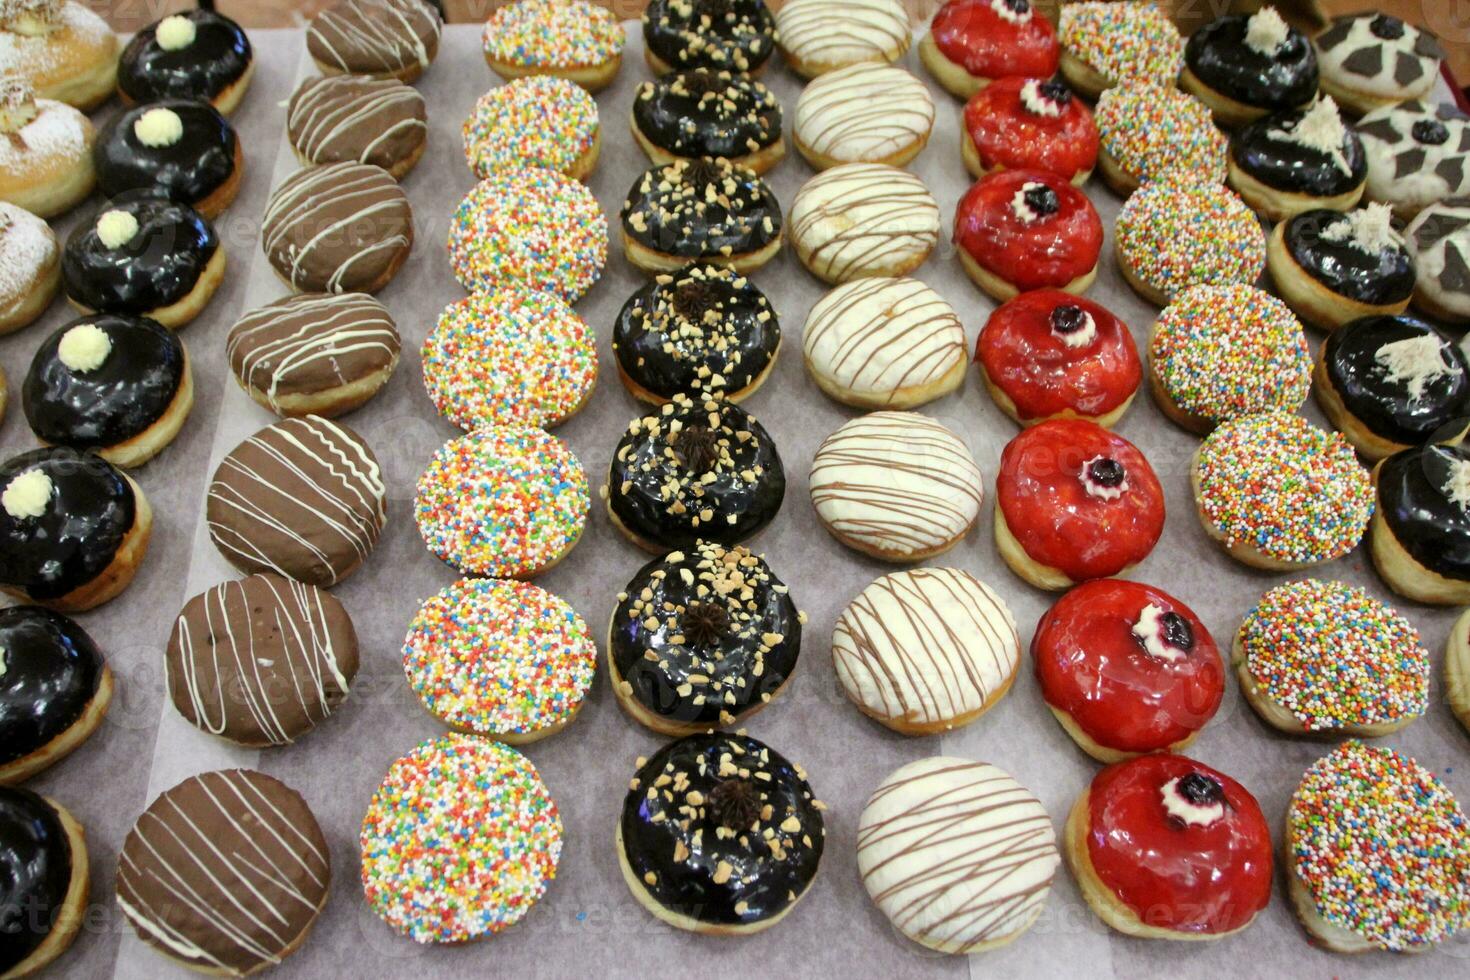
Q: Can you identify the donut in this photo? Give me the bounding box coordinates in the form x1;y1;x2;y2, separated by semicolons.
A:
919;0;1059;100
207;416;385;588
618;731;824;935
995;418;1164;590
0;200;58;334
1235;580;1427;737
609;540;801;734
1115;177;1264;307
1357;100;1470;221
483;0;624;92
858;757;1057;953
954;169;1103;301
307;0;441;84
265;161;413;295
1286;740;1470;952
810;411;983;562
22;314;192;468
1065;755;1272;939
0;79;94;218
801;276;965;410
0;0;117;111
0;446;150;612
1093;81;1226;194
404;578;594;743
289;74;427;179
0;787;86;977
642;0;774;76
1057;1;1182;100
1148;284;1308;432
790;163;939;284
62;197;223;329
466;74;597;180
415;425;588;579
793;63;934;171
775;0;910;79
632;69;782;175
119;770;329;973
605;392;785;553
1033;579;1222;762
621;158;781;276
452;167;606;299
1193;411;1372;570
1227;97;1366;222
1268;204;1415;331
1406;197;1470;324
961;76;1099;185
0;606;109;784
1371;436;1470;605
976;290;1141;427
362;734;560;943
1448;607;1470;733
613;264;780;404
1314;13;1443;117
118;10;253;115
424;287;596;432
1180;6;1318;128
94;100;241;219
1315;314;1470;460
227;292;401;418
833;568;1019;735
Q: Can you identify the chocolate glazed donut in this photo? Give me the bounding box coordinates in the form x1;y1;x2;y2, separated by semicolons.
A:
633;70;782;160
62;198;217;315
1184;14;1318;113
94;99;238;211
644;0;776;74
1323;316;1470;446
0;607;106;780
117;10;252;106
622;158;782;262
1231;107;1367;197
1378;440;1470;581
0;787;75;975
1283;209;1415;306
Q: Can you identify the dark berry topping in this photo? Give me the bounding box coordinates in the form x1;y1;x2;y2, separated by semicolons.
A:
708;777;762;830
1001;0;1031;12
1177;772;1225;807
1050;304;1087;334
681;600;729;646
1413;119;1450;146
1037;79;1072;106
681;157;724;187
1024;184;1059;218
672;278;719;322
1370;14;1405;40
676;425;721;473
680;70;723;97
1087;457;1125;488
1160;611;1195;651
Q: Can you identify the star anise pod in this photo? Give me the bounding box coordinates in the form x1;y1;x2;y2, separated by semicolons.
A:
671;278;719;323
682;600;729;646
708;777;761;831
675;425;721;473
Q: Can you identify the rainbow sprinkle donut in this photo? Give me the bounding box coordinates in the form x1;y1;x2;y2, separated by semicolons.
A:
1237;580;1428;734
360;733;562;943
482;0;625;70
1059;1;1182;96
463;75;600;180
423;287;598;431
1288;740;1470;952
1117;176;1265;306
1095;82;1226;191
448;167;607;302
415;425;589;578
1194;412;1373;569
403;578;596;742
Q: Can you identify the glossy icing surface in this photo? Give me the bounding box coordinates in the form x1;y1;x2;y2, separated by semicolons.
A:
62;197;217;314
0;606;103;767
622;158;781;261
643;0;775;73
94;99;237;207
0;787;72;974
1231;104;1366;196
1283;207;1414;305
955;169;1102;291
1185;12;1317;111
963;76;1099;181
634;69;781;159
1323;315;1470;447
1378;442;1470;581
931;0;1059;80
118;10;252;104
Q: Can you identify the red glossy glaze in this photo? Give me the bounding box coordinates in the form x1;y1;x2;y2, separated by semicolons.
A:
932;0;1059;81
963;76;1099;182
976;290;1141;423
954;170;1102;292
996;418;1164;581
1083;754;1274;935
1033;579;1223;754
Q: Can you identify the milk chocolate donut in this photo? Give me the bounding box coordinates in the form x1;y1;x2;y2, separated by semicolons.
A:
306;0;441;83
286;74;426;179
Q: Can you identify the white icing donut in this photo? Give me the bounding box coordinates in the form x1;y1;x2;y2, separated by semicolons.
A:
794;62;934;166
789;163;940;283
1407;197;1470;323
1315;13;1442;103
775;0;910;75
1358;101;1470;220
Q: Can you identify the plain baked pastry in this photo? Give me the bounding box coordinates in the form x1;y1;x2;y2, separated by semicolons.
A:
632;69;781;174
118;10;253;114
775;0;909;79
1227;97;1366;221
0;199;58;333
1314;13;1442;116
0;79;94;218
1268;204;1415;331
1357;100;1470;220
621;157;781;275
793;62;934;171
465;73;598;179
789;163;939;284
1180;6;1318;128
954;169;1102;300
288;74;427;179
307;0;441;83
1094;81;1227;194
483;0;623;91
1405;197;1470;324
1057;1;1182;100
0;606;109;784
94;100;241;219
0;0;118;110
642;0;773;75
264;161;412;295
0;786;87;977
1115;176;1265;307
920;0;1059;100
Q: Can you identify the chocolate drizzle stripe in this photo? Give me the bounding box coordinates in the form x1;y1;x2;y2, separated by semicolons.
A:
227;294;399;404
306;0;440;73
286;76;425;167
261;164;411;293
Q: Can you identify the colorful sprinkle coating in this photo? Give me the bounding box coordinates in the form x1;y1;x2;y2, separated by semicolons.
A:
1118;176;1265;301
423;286;598;431
1152;284;1309;423
1196;412;1373;565
360;733;562;943
1096;81;1226;184
1059;1;1183;86
447;166;607;302
415;425;589;578
403;578;596;737
481;0;626;69
463;75;599;179
1289;740;1470;951
1241;580;1428;731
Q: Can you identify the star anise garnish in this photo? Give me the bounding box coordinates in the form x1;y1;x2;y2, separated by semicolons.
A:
681;157;725;188
707;777;761;831
672;278;719;323
682;600;729;646
675;424;721;473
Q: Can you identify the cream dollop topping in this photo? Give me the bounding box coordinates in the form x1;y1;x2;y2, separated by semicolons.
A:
1079;455;1127;501
58;322;112;372
990;0;1032;24
1244;6;1289;56
1019;79;1062;118
96;209;139;250
1160;776;1224;828
2;468;52;519
134;107;184;148
155;14;196;51
1132;603;1185;663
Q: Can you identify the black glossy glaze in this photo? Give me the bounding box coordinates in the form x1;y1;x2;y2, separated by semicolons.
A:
643;0;775;74
61;197;217;314
622;159;782;261
1378;441;1470;580
633;69;782;160
1230;106;1366;196
612;266;779;400
1324;315;1470;447
609;395;785;551
0;607;104;768
1184;13;1318;113
117;10;252;105
0;448;136;603
0;788;73;974
612;542;800;727
1283;209;1415;305
94;99;238;208
23;314;186;451
620;731;823;927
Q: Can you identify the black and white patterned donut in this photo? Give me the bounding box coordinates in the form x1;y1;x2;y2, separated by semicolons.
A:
1358;100;1470;219
1315;13;1442;111
1406;197;1470;324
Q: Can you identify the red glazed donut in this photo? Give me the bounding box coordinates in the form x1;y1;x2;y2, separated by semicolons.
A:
962;76;1099;184
995;418;1164;590
923;0;1059;99
954;169;1102;301
976;290;1140;427
1065;754;1274;939
1033;579;1223;762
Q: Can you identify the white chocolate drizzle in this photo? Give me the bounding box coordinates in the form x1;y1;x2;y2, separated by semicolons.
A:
1269;97;1352;175
1375;334;1453;402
